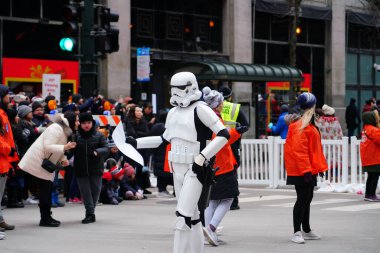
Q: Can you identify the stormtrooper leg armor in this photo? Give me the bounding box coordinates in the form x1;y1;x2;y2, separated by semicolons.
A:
171;161;204;253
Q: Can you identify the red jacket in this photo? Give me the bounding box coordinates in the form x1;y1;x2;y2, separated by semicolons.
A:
213;118;241;176
360;125;380;167
284;120;327;176
0;108;18;174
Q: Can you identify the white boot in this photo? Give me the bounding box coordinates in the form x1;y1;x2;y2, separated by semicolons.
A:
173;217;191;253
190;222;204;253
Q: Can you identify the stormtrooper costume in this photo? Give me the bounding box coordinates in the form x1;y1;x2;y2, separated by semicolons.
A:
128;72;229;253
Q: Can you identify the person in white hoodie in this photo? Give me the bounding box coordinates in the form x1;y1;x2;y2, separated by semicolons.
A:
19;112;78;227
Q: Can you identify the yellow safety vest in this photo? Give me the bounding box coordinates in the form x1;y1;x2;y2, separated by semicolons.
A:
221;101;241;129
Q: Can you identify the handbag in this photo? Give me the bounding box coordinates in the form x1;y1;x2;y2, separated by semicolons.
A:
41;132;63;173
41;154;57;173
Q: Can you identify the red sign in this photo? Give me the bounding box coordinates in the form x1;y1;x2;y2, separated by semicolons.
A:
2;58;79;93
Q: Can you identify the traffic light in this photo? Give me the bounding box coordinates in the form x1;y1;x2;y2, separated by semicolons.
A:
96;7;119;54
60;1;81;52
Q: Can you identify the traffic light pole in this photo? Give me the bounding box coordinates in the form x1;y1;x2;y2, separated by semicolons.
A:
80;0;97;98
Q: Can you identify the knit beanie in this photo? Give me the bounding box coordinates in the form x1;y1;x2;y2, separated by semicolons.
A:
322;104;335;116
124;163;135;177
32;102;43;112
297;92;317;110
219;87;232;99
110;166;124;181
202;86;224;109
17;105;32;118
79;112;93;123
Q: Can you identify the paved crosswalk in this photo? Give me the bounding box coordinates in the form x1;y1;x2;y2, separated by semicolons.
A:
151;186;380;213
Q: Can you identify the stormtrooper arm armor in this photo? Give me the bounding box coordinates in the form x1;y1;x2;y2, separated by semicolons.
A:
136;136;166;149
195;104;230;165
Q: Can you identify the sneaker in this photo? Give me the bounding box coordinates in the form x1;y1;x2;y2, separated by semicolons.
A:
143;189;152;195
291;231;305;244
26;196;39;205
203;225;219;246
157;190;172;198
302;230;321;240
364;195;380;202
72;197;82;204
216;226;224;235
0;231;5;240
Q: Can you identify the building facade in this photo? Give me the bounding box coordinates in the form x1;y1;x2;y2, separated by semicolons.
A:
0;0;379;135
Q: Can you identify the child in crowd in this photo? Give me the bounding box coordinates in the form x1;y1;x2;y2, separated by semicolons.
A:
72;112;109;224
119;163;144;200
100;158;124;205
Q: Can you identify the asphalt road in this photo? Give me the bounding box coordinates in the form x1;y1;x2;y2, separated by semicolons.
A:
1;185;380;253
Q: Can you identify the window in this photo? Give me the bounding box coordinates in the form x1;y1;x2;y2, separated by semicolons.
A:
271;15;289;41
255;12;270;40
13;0;40;18
360;54;373;85
346;53;358;85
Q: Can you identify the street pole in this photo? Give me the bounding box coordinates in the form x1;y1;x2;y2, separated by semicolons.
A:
288;0;301;107
80;0;97;98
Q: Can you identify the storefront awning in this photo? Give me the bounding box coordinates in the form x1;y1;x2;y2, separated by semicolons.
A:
347;11;380;27
173;62;304;82
255;0;332;21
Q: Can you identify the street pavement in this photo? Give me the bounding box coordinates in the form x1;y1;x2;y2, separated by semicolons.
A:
1;185;380;253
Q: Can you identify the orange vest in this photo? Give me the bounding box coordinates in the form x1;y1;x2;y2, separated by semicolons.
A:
360;125;380;167
284;120;327;176
213;119;241;176
0;109;18;173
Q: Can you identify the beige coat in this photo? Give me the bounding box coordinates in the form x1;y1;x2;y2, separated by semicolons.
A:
19;114;72;181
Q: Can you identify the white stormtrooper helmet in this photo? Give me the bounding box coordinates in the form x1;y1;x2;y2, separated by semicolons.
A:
170;72;202;108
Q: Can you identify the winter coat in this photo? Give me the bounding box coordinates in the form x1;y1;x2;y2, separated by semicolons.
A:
16;119;38;158
19;114;72;181
125;118;149;138
316;116;343;140
271;112;289;139
210;117;240;200
0;108;18;174
72;123;109;178
345;102;360;129
284;120;328;177
360;124;380;172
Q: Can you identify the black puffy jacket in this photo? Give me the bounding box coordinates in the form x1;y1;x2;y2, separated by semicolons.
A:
73;124;109;177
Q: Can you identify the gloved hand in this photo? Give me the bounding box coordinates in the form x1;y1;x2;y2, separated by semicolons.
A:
125;136;137;149
192;162;204;184
268;122;274;129
304;172;313;183
318;172;324;178
236;125;249;134
9;147;16;157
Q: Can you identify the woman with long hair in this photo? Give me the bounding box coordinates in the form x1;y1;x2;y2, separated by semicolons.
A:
284;92;327;244
19;112;78;227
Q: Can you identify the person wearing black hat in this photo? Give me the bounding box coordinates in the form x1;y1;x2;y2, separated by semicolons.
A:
72;112;109;224
345;98;361;137
0;84;19;235
32;101;51;135
71;93;95;113
5;108;25;209
218;86;249;210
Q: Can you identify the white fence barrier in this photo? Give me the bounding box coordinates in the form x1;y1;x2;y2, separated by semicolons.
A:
239;136;360;188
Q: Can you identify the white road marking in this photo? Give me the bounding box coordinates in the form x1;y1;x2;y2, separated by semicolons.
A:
264;198;359;208
239;195;295;203
324;203;380;212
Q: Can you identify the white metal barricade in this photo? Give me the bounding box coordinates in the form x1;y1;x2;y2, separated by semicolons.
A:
239;137;350;188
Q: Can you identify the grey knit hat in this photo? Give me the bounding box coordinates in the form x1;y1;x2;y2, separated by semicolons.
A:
18;105;32;118
202;86;224;109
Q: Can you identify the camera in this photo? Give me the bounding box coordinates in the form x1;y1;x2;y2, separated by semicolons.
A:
374;63;380;71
